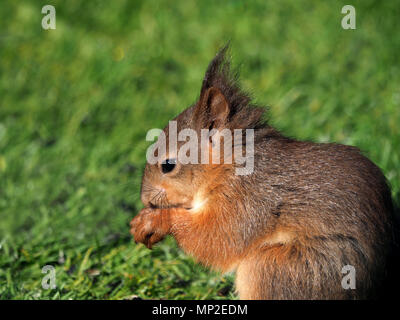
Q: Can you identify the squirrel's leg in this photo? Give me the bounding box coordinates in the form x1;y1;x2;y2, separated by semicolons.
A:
130;207;172;249
235;242;359;300
130;207;190;249
131;206;243;271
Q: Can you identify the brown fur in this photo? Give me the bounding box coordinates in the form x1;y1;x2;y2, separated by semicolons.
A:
130;46;395;299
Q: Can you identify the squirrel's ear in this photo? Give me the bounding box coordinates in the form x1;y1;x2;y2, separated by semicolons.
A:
198;87;230;129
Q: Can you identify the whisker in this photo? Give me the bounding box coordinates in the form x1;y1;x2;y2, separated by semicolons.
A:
150;190;162;206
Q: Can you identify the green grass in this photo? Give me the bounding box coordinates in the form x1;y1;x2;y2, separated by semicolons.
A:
0;0;399;299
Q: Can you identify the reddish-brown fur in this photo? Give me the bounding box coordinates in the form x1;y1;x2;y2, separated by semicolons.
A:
130;46;395;299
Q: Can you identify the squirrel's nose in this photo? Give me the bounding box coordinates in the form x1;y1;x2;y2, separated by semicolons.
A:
140;192;150;207
141;193;151;207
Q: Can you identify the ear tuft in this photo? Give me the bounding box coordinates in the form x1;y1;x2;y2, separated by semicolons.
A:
205;87;229;129
192;44;268;130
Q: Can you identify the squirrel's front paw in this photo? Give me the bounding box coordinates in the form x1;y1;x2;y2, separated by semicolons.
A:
129;208;170;249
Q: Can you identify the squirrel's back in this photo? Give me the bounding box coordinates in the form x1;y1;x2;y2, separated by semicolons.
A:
233;135;394;298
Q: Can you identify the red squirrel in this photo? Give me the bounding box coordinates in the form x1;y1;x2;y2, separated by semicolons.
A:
130;46;394;299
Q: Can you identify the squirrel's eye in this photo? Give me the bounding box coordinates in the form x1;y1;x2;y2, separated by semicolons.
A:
161;158;176;174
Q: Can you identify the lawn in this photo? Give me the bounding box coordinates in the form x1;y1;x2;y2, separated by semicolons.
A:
0;0;399;299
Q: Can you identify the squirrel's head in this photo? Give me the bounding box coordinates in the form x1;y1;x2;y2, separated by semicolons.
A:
140;45;267;211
